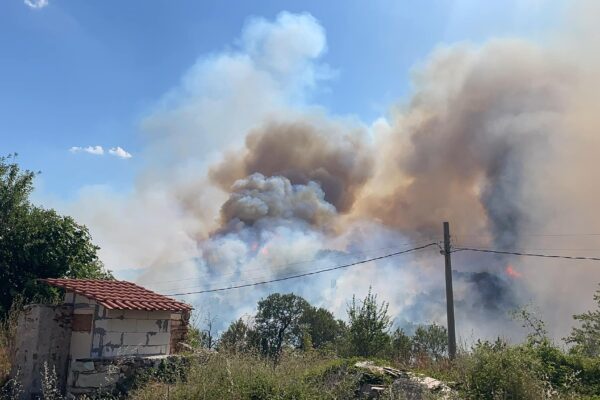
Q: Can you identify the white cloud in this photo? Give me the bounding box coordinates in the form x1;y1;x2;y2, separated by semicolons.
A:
109;147;133;159
69;145;104;155
24;0;48;9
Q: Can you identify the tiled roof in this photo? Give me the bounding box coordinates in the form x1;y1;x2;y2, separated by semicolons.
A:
42;278;192;311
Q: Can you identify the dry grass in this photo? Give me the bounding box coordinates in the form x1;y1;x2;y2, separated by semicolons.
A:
0;345;10;381
0;300;22;383
130;351;364;400
130;345;600;400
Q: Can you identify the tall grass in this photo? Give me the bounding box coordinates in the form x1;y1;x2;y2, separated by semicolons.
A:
0;297;23;382
131;351;367;400
131;344;600;400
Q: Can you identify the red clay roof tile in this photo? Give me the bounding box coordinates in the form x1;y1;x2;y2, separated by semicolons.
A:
41;279;192;312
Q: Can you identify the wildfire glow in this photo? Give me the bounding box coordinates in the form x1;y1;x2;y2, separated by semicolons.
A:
505;265;522;279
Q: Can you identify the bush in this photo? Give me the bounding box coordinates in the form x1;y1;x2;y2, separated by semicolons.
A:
346;288;391;358
452;339;546;399
390;328;412;364
412;324;448;361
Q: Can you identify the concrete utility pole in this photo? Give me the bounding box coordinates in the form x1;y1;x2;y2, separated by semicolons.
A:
443;221;457;359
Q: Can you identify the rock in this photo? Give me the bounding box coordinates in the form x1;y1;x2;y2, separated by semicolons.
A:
360;383;387;399
354;360;459;399
178;342;194;352
392;372;457;400
354;361;403;377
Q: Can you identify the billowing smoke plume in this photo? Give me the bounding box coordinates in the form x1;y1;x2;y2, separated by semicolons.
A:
54;3;600;341
210;119;374;213
356;40;568;247
219;173;336;231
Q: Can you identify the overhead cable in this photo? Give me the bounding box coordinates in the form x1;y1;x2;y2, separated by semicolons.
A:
141;240;439;288
452;247;600;261
165;242;438;296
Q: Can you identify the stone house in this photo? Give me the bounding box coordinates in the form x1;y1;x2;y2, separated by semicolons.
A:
11;279;192;397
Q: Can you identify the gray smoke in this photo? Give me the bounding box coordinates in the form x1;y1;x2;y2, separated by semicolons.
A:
219;173;336;232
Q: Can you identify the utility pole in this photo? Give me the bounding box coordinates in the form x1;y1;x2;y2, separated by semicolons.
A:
443;221;457;359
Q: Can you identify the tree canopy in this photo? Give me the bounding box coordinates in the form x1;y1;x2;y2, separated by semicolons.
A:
299;306;345;350
347;287;392;357
218;293;345;360
0;155;111;315
566;285;600;357
412;323;448;360
254;293;310;360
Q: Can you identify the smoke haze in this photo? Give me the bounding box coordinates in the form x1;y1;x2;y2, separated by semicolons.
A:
55;3;600;342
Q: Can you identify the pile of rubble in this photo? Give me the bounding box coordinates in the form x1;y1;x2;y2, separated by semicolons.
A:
355;361;458;399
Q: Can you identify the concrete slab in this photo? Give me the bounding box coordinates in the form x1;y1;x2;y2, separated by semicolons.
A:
146;332;170;346
123;332;148;346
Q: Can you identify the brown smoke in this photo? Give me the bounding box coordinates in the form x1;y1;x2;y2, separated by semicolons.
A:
209;119;374;213
355;40;571;245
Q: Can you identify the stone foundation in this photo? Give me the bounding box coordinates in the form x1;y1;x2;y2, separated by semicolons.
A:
68;355;186;396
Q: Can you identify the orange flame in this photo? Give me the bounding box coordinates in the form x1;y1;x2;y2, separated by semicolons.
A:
505;265;522;279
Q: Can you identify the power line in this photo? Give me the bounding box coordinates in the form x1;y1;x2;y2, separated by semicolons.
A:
452;247;600;261
454;233;600;238
153;241;440;293
163;243;435;293
126;231;600;285
140;240;439;289
165;242;438;296
452;243;600;252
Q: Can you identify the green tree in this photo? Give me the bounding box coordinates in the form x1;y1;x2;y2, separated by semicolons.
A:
298;306;345;350
566;285;600;357
346;287;391;357
511;305;549;347
0;155;111;315
412;323;448;360
391;328;413;363
219;318;257;353
254;293;310;361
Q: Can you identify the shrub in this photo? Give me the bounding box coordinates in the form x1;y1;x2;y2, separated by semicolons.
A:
455;339;547;399
412;324;448;361
346;288;392;358
390;328;412;365
566;285;600;357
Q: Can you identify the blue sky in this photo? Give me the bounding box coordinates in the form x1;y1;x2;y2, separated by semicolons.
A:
1;0;564;201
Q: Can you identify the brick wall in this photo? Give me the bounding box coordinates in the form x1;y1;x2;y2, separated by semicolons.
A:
170;310;190;353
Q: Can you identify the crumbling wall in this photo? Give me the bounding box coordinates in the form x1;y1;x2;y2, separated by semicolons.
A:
170;310;190;353
11;304;73;399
